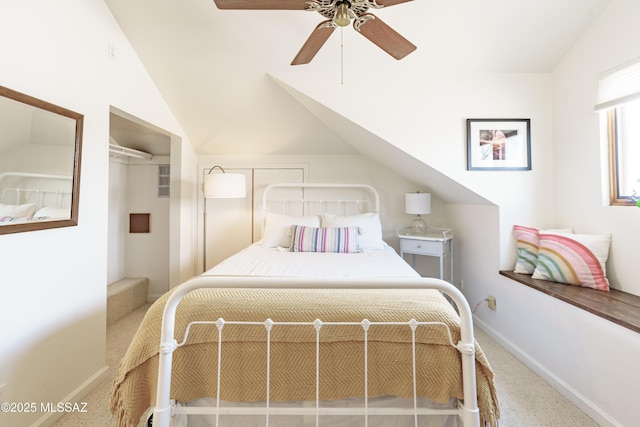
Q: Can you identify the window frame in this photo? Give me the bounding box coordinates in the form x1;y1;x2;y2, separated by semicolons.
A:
607;107;639;206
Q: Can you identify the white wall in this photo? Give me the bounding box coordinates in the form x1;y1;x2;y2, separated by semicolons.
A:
125;160;171;296
107;159;127;282
173;136;200;286
108;158;172;297
0;1;197;426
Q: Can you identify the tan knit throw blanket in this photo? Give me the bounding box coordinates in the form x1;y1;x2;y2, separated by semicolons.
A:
111;288;499;426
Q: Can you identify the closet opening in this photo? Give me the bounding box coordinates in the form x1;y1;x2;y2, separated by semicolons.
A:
107;109;174;325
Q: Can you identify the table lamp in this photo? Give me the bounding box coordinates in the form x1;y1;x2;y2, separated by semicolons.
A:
405;192;431;234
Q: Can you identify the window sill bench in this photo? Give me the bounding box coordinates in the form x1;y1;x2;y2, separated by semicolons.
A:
499;271;640;334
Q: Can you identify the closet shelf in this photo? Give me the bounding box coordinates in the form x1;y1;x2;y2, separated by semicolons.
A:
109;143;152;160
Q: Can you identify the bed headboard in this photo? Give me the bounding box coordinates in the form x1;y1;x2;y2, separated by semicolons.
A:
262;182;380;219
0;172;73;213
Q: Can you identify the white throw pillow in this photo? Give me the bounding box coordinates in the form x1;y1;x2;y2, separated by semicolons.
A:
0;202;36;217
261;213;320;248
35;206;70;218
322;212;385;250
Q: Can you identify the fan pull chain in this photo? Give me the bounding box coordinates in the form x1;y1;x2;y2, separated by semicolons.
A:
340;27;344;85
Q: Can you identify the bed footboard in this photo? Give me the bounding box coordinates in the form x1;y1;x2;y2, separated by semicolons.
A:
152;277;481;427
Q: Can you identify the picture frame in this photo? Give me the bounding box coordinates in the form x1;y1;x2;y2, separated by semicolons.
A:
466;119;531;171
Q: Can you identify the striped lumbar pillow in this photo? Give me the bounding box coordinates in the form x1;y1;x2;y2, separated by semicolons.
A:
532;232;611;291
290;225;358;253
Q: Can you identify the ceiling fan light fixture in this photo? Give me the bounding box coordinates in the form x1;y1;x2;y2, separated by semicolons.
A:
212;0;417;65
335;1;351;27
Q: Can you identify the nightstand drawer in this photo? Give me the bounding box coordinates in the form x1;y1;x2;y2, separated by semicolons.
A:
400;238;443;256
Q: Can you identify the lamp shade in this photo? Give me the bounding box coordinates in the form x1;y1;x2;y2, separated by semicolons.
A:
204;172;246;198
405;192;431;215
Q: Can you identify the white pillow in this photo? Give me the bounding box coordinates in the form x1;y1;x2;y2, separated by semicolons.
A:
322;212;385;250
35;206;69;218
0;202;36;217
262;213;320;248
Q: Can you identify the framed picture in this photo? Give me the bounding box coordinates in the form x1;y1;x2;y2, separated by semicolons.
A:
466;119;531;171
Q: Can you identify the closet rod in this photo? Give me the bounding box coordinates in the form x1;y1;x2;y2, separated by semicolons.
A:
109;143;152;160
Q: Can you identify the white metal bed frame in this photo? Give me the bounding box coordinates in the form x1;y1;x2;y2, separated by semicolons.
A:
152;184;480;427
261;182;380;217
0;171;72;212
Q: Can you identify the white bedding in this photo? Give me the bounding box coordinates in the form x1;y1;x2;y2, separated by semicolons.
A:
206;242;419;279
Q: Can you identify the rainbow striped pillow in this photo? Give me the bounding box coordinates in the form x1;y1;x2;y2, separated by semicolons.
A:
290;225;358;253
513;225;573;274
532;232;611;291
513;225;540;274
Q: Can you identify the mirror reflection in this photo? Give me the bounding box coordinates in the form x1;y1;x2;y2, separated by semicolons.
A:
0;85;83;234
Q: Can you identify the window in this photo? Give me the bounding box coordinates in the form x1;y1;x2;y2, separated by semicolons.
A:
607;102;640;205
596;58;640;206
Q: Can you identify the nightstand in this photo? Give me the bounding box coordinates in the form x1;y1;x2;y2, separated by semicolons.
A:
397;228;453;282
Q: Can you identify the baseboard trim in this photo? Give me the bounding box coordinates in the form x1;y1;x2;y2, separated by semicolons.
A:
473;316;622;427
32;366;109;427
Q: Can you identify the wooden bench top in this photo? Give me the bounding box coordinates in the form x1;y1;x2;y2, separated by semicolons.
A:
499;271;640;334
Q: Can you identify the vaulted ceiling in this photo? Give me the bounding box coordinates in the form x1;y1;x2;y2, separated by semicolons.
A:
104;0;610;155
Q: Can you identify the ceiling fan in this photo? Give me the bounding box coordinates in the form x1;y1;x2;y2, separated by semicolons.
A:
212;0;416;65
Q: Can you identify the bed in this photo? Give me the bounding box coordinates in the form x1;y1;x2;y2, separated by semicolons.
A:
0;171;72;223
111;183;499;427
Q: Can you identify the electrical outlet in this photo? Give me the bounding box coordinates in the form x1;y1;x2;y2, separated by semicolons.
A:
486;296;497;311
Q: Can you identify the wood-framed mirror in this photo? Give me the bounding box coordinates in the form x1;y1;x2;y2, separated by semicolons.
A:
0;85;83;234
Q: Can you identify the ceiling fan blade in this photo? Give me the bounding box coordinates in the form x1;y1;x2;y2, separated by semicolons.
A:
355;13;416;60
375;0;414;6
213;0;308;10
291;21;335;65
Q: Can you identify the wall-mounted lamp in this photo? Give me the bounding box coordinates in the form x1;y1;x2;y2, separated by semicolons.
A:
203;165;246;271
405;191;431;235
